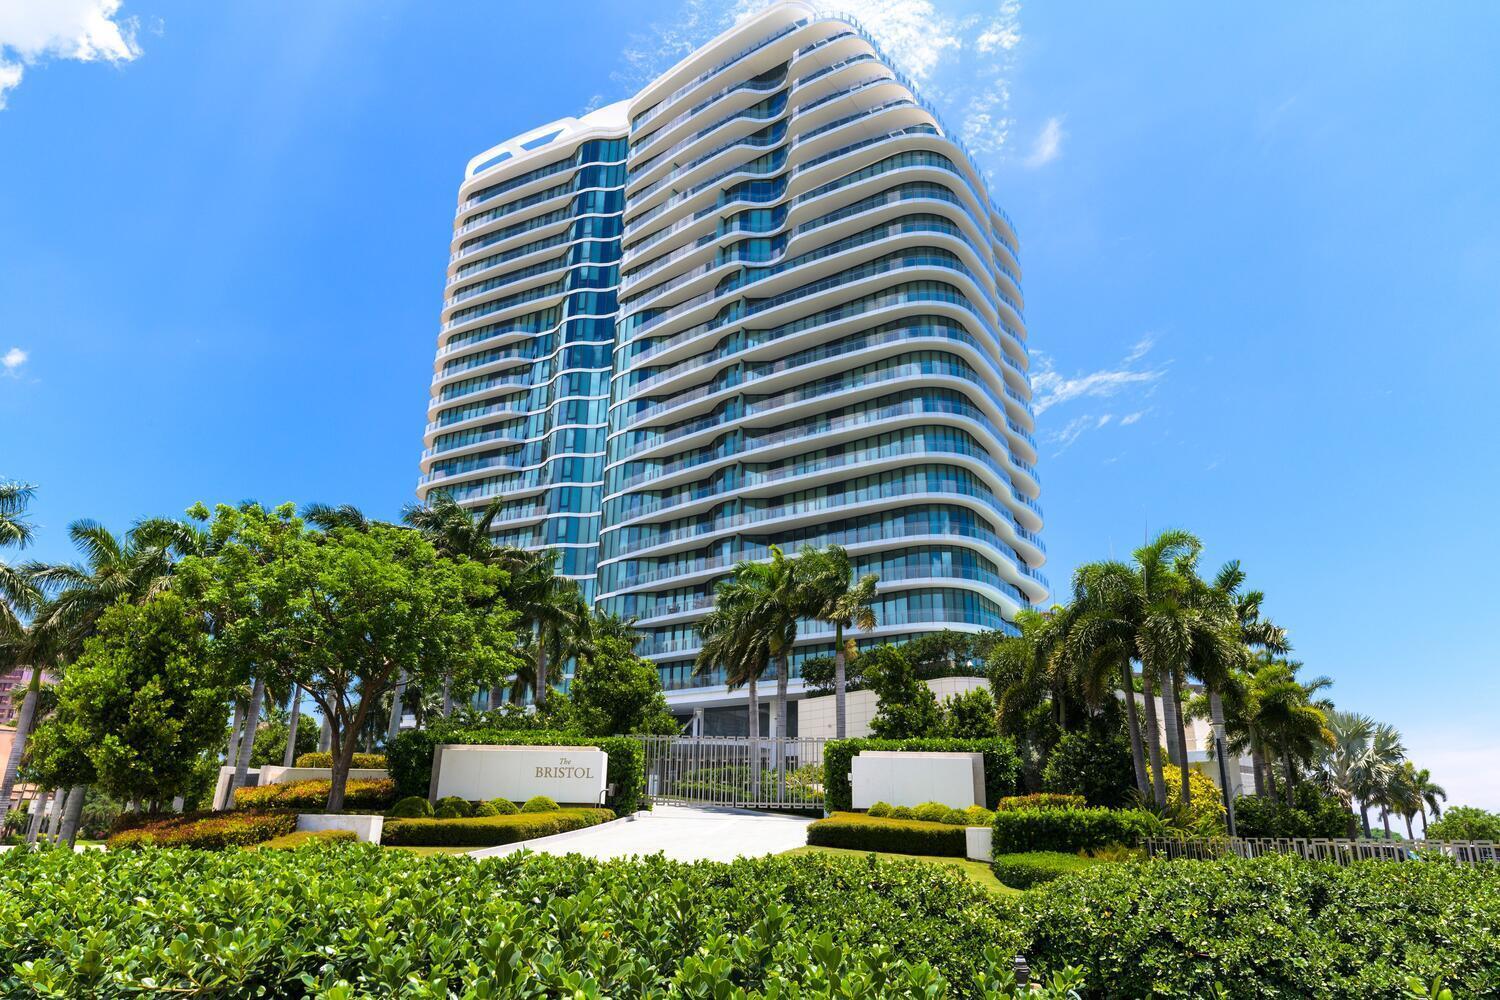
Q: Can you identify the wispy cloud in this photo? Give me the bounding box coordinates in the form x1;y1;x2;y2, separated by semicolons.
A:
0;0;142;109
615;1;1023;159
1024;115;1065;167
1;347;28;378
1032;336;1165;415
1119;411;1145;426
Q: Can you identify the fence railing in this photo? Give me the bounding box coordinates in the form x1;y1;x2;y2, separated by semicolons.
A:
636;736;827;811
1143;836;1499;865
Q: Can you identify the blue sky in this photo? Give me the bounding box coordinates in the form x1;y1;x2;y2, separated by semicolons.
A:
3;1;1498;808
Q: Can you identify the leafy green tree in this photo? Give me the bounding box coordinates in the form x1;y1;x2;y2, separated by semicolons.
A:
567;619;679;736
796;543;878;738
26;594;233;810
177;504;520;810
1426;805;1500;842
939;686;1001;739
249;707;320;767
865;645;942;739
1042;725;1136;807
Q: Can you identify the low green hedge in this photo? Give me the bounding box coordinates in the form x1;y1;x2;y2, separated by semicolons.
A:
991;806;1158;854
256;830;358;850
0;847;1059;996
293;752;387;769
823;738;1020;812
994;793;1087;812
107;811;297;850
387;726;644;815
990;851;1110;889
806;812;968;857
868;801;994;826
387;795;433;818
381;807;615;848
232;779;396;813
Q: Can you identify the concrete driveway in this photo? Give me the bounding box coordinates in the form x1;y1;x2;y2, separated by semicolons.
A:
470;804;813;863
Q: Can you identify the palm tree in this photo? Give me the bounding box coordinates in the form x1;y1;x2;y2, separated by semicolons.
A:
1059;564;1150;796
795;544;877;739
504;550;583;708
1316;709;1377;837
1407;765;1447;834
0;482;39;637
694;592;772;741
1353;721;1405;837
1245;658;1333;802
401;492;506;562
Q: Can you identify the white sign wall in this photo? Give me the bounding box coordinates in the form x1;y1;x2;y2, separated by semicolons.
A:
849;750;985;810
430;744;608;805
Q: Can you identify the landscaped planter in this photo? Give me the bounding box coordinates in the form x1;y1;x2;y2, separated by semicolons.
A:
296;813;384;844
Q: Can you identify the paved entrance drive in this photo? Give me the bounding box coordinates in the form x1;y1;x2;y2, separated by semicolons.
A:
471;805;813;863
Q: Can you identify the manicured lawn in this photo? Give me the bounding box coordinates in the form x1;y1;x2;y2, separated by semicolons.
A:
780;844;1015;894
385;845;476;856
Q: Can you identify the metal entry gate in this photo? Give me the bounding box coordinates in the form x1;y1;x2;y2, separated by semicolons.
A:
637;736;827;811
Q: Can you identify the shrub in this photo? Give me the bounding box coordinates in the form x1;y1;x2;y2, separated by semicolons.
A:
990;851;1110;889
381;808;615;848
1019;855;1500;997
866;801;893;817
823;737;1021;812
521;795;560;813
107;811;296;850
890;805;915;820
912;801;961;825
293;752;387;770
991;806;1158;854
256;829;358;850
962;804;996;826
0;847;1064;996
386;726;644;815
1166;769;1227;836
434;797;471;819
233;779;396;813
1041;728;1135;808
471;801;499;817
806;812;968;857
1234;784;1351;839
1426;805;1500;842
488;798;519;815
386;795;433;819
995;793;1087;812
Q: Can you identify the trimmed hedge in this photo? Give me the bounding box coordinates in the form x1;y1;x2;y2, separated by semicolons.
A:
806;812;968;857
1021;856;1500;997
489;798;519;816
991;806;1158;855
387;726;644;815
994;793;1087;812
823;737;1020;812
521;795;559;813
293;752;387;769
386;795;433;819
232;779;397;813
0;847;1053;996
256;830;358;850
107;811;297;850
381;807;615;848
434;796;471;819
990;851;1109;889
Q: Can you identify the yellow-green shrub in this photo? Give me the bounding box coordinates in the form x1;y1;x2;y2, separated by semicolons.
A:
381;807;614;848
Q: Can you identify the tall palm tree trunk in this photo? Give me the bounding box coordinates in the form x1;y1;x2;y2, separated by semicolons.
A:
1251;748;1267;797
0;664;42;815
1360;803;1372;838
230;677;266;801
1161;680;1181;768
56;784;87;848
1403;813;1414;840
1120;661;1148;794
1281;748;1296;805
25;790;52;845
746;672;761;803
833;624;848;739
1166;668;1192;805
1381;808;1392;839
774;653;790;802
282;685;302;768
441;674;453;718
534;645;549;707
1139;666;1167;806
225;698;246;770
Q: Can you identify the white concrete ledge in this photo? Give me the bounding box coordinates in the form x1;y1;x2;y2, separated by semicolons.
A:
297;813;385;844
965;825;992;862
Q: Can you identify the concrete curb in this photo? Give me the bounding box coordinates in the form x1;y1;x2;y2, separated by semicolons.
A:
466;812;639;858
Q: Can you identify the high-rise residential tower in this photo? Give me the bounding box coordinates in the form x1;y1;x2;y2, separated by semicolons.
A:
418;2;1047;728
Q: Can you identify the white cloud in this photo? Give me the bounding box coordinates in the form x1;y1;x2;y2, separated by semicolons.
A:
1;347;27;372
0;0;142;109
1120;411;1144;426
1031;337;1166;416
619;1;1022;158
1024;115;1065;167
